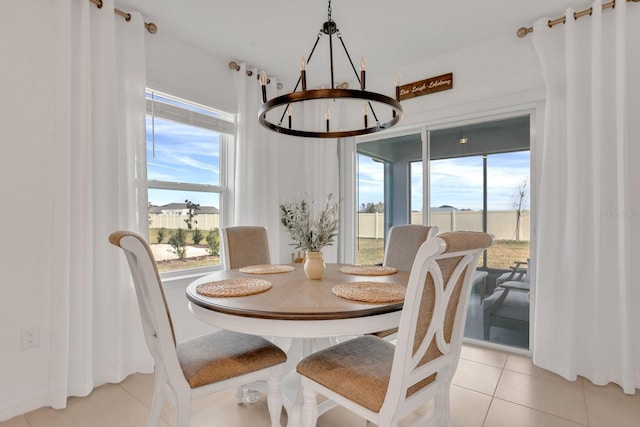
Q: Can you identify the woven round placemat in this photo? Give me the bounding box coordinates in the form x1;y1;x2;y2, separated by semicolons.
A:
238;264;296;274
196;278;272;297
332;282;406;303
339;265;398;276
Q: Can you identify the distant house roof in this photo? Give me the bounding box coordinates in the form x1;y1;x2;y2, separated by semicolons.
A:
199;206;220;214
431;205;459;212
149;203;219;214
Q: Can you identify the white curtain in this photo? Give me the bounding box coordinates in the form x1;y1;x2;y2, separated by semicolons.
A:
232;64;340;262
531;0;640;393
231;64;282;260
49;0;152;407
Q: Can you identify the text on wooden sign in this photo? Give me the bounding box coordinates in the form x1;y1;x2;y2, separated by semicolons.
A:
399;73;453;101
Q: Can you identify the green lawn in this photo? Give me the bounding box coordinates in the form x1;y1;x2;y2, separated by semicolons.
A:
150;229;529;272
356;238;529;270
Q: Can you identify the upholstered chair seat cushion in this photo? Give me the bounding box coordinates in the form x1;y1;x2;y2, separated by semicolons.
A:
297;334;436;413
177;330;287;388
297;335;393;412
483;290;529;322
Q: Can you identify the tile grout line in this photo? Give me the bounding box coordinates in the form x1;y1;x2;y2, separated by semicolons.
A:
480;361;507;426
492;362;592;427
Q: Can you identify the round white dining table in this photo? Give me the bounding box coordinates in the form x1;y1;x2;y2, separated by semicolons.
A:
186;263;409;338
186;263;410;427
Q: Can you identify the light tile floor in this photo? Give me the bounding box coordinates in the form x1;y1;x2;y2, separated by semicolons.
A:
2;344;638;427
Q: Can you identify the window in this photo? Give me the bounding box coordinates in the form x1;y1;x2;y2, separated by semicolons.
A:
410;160;423;224
145;90;234;274
356;154;385;264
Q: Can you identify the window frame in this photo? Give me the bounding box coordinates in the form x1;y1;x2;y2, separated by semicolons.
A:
145;88;235;279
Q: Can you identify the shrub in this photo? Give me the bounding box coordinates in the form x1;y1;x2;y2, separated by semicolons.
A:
206;228;220;256
168;228;187;260
192;228;204;245
156;227;167;244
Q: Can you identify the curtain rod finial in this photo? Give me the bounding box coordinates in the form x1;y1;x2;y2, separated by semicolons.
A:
145;22;157;34
517;27;532;38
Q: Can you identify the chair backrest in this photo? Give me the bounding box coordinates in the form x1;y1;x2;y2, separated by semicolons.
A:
109;231;183;385
382;225;438;272
221;226;271;270
382;231;494;415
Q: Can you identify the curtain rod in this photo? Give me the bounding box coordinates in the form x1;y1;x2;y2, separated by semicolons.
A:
517;0;639;38
228;61;285;89
228;61;348;90
89;0;157;34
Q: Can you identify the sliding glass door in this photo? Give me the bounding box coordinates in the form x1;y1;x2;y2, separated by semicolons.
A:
354;114;532;350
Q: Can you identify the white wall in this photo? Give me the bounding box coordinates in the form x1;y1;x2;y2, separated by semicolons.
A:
398;35;545;123
0;1;62;420
0;3;546;420
145;29;237;113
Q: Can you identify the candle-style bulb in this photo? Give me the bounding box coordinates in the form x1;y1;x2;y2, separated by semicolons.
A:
363;104;368;128
325;110;330;132
395;73;401;103
300;58;307;91
287;105;292;129
260;71;267;102
360;57;366;91
395;73;401;87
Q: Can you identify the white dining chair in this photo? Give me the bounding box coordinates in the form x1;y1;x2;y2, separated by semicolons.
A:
221;226;271;270
296;231;494;427
382;224;438;272
109;230;286;427
373;224;438;339
220;225;276;403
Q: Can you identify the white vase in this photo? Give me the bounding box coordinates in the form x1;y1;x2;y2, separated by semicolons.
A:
304;251;325;280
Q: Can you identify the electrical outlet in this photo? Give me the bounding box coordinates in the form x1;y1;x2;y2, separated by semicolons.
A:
21;327;40;349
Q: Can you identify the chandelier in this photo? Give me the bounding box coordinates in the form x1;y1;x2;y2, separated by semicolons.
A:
258;0;403;138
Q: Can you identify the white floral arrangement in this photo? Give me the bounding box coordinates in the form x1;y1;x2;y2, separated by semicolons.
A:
279;193;339;253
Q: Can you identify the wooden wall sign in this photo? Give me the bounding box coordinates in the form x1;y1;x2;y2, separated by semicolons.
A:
399;73;453;101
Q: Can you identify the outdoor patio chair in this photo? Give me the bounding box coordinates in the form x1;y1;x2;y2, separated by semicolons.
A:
482;261;530;340
496;259;529;286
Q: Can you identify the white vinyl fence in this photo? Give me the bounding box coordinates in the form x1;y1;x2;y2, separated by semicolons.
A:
358;210;530;241
149;213;220;230
150;210;530;242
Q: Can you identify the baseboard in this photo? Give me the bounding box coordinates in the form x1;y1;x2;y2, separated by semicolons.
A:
0;394;49;423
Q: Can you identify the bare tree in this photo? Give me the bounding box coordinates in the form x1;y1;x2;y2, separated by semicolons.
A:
513;178;529;242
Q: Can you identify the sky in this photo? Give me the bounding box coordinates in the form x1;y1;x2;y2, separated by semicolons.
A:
145;91;529;211
358;151;530;211
146;116;221;207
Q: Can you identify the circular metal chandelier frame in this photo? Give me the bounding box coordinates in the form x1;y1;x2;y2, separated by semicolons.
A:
258;88;403;138
258;0;403;139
